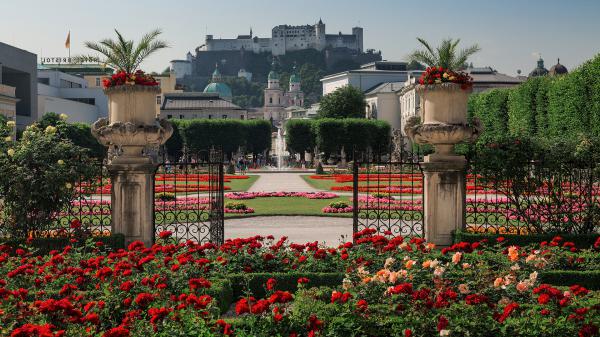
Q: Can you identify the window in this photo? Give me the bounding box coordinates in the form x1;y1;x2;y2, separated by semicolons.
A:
156;95;162;105
240;115;245;120
167;115;173;119
37;78;50;85
208;115;212;119
95;77;101;87
269;97;273;104
222;114;227;119
179;115;184;119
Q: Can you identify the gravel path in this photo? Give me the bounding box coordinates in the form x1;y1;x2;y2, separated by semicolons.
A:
225;216;352;246
248;173;319;192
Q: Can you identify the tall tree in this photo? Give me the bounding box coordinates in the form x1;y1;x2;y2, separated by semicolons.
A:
74;29;168;73
317;85;366;119
408;37;480;70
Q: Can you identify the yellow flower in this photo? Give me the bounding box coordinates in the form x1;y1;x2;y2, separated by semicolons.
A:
443;72;449;79
7;148;15;157
65;182;72;189
449;76;456;81
45;125;57;135
4;136;12;142
57;159;65;165
59;113;69;120
6;121;16;127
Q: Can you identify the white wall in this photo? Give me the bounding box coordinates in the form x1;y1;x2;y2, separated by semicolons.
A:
322;72;412;95
366;92;400;129
38;95;99;123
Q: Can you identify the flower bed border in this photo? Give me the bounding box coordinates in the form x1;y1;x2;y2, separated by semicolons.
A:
453;229;599;248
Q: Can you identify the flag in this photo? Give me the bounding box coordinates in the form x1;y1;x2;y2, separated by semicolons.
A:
65;31;71;49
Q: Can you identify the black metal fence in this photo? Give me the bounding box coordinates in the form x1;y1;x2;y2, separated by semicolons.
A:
154;149;224;244
352;148;425;238
466;161;600;234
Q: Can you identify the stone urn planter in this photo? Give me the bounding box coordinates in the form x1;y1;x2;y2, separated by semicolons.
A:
92;85;172;164
404;83;481;162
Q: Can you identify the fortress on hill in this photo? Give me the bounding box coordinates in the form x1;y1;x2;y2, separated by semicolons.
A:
199;19;363;56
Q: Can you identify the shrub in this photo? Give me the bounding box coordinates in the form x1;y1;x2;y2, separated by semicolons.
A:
285;119;315;156
317;85;366;119
156;192;176;201
328;201;349;209
0;124;96;238
225;202;248;211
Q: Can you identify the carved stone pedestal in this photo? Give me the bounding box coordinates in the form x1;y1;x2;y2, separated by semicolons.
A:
421;159;466;246
108;161;156;247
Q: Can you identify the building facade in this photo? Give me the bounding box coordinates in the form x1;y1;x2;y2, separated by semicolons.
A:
364;81;404;130
0;42;38;128
201;19;363;56
321;61;421;95
263;63;304;122
160;92;247;120
37;69;108;123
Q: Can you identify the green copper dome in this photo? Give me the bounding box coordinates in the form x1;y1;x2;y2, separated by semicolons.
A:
203;82;232;98
268;70;279;80
289;73;300;83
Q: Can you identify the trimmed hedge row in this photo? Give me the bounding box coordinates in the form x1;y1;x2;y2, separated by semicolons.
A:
164;119;272;158
538;271;600;290
470;53;600;141
207;278;234;314
452;230;599;249
0;234;125;255
285;118;391;158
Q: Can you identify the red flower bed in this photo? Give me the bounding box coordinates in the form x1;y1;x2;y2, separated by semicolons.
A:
103;70;158;88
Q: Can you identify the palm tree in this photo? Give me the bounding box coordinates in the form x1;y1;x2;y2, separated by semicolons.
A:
408;37;480;70
74;29;168;73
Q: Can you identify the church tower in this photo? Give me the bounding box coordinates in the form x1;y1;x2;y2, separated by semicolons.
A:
263;59;285;121
287;64;304;107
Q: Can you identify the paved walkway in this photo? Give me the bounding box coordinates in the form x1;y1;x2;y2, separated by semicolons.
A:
225;216;353;246
248;173;319;192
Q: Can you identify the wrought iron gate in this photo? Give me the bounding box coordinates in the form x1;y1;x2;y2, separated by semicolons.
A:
154;148;224;244
352;148;424;238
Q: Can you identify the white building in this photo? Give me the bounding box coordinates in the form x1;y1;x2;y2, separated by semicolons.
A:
201;20;363;56
321;61;422;95
397;75;420;136
170;52;194;79
160;92;247;120
37;69;108;124
364;81;404;130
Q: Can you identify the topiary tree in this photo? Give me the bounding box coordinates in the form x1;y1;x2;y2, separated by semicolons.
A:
317;85;366;119
244;120;272;161
0;124;95;238
285;119;315;159
164;119;185;159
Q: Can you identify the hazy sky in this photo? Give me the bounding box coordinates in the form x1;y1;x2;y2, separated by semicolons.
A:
1;0;599;75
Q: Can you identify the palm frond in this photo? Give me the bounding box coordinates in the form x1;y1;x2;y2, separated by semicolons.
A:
407;50;436;68
408;37;480;70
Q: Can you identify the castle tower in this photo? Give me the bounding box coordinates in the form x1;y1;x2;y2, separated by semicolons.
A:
352;27;363;53
315;18;326;51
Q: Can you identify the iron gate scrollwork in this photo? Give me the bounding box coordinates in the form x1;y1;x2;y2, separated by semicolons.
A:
352;147;424;239
154;148;224;244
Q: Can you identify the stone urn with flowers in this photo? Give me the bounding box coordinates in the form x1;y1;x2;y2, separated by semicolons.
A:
91;71;172;164
404;67;481;162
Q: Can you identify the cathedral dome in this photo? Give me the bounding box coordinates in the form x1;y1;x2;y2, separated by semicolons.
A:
268;70;280;80
549;58;568;76
203;82;232;98
529;57;549;77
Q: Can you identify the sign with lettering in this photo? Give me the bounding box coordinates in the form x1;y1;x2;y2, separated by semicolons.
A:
40;57;74;64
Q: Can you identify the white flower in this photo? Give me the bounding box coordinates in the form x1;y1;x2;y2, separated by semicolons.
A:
7;148;15;157
433;266;445;277
65;182;72;189
529;271;538;282
57;159;65;165
440;329;450;336
510;264;521;271
59;113;69;120
384;257;395;269
430;259;440;269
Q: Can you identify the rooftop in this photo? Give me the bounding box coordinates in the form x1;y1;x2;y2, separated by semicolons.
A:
465;67;524;84
364;81;405;95
38;63;114;77
161;92;243;110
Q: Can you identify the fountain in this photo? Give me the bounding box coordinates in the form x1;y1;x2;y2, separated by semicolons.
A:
275;127;285;170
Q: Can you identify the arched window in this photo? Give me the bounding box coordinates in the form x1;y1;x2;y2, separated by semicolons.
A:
269;97;273;104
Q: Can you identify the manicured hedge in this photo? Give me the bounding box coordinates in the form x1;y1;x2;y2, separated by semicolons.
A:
452;230;599;249
165;119;272;158
286;118;391;158
226;272;345;299
538;270;600;290
471;53;600;142
207;278;234;314
0;234;125;255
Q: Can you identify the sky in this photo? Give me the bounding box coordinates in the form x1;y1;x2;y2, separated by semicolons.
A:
1;0;599;76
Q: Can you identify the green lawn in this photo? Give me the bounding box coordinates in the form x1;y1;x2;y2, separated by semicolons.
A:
225;196;352;218
227;175;259;192
301;175;347;191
